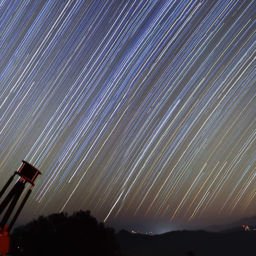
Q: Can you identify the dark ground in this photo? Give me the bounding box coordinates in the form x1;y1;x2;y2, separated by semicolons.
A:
9;211;256;256
117;229;256;256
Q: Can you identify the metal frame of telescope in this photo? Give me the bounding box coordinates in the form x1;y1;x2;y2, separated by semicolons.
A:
0;160;41;231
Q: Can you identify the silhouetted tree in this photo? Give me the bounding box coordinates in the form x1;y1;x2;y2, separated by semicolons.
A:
10;210;122;256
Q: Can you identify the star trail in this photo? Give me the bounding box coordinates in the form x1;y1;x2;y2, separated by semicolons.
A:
0;0;255;232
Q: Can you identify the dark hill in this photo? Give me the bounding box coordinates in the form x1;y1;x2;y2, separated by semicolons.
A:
206;215;256;232
117;229;256;256
10;210;122;256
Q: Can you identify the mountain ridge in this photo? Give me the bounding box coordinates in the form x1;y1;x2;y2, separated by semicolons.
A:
117;228;256;256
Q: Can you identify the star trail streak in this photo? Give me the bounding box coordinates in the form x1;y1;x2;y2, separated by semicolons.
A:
0;0;255;232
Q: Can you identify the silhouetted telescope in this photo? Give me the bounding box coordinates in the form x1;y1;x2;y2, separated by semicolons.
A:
0;160;41;231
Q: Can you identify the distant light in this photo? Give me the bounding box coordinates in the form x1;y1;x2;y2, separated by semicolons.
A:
242;224;250;231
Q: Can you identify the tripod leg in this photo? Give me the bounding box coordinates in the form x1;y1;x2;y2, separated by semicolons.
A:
0;182;25;228
0;181;21;215
9;188;32;231
0;173;16;200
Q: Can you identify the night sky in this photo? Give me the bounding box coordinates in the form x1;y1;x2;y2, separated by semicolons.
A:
0;0;255;233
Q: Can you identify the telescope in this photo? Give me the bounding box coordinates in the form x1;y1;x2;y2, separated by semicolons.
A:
0;161;41;256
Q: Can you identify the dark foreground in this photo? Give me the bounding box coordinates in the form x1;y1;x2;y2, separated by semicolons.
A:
9;211;256;256
117;229;256;256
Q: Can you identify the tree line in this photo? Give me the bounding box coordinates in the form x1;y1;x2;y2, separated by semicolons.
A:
10;210;122;256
